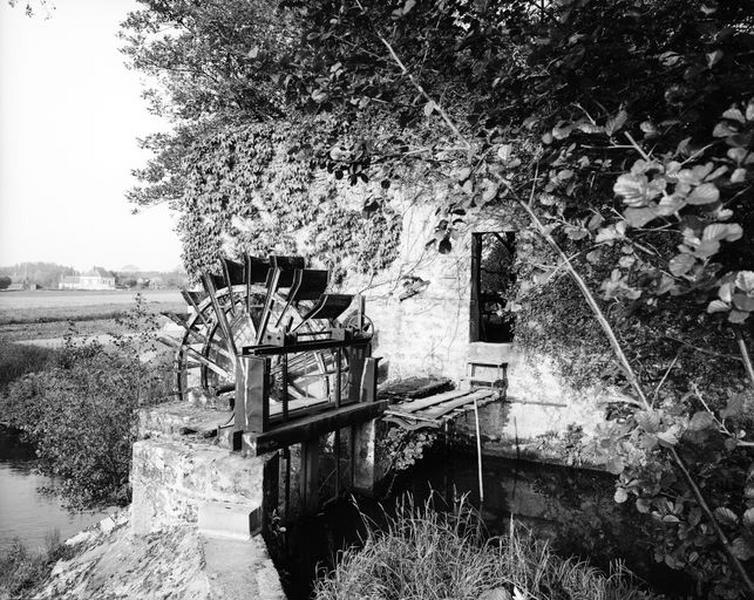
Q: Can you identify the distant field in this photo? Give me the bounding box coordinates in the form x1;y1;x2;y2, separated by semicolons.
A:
0;289;185;326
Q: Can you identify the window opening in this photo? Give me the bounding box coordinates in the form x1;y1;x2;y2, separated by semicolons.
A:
470;232;516;343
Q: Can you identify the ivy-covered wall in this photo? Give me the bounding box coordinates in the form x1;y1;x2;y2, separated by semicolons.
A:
173;119;403;284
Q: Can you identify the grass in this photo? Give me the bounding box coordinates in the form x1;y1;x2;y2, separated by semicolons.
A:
0;341;58;392
0;289;185;326
314;496;663;600
0;304;185;326
0;531;74;600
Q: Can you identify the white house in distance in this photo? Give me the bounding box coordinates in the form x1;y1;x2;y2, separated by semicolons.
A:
59;268;115;290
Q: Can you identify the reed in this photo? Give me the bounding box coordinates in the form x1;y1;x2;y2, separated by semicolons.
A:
314;495;662;600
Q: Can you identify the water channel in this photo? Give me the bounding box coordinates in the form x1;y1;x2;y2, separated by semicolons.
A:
273;449;692;599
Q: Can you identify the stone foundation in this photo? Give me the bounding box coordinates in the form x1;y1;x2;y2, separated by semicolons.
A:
130;437;269;535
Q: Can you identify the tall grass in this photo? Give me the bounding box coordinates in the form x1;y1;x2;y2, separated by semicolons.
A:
314;495;662;600
0;341;58;393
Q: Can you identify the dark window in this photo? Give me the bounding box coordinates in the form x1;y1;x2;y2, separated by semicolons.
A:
470;232;516;343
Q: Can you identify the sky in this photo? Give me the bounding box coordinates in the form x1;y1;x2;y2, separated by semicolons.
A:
0;0;183;272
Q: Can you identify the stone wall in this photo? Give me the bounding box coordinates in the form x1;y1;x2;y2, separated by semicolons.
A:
342;198;624;450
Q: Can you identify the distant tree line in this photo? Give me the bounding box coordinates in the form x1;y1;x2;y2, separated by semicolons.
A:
0;262;76;289
0;262;188;290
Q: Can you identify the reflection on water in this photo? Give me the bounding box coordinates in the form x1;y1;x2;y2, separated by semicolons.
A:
0;426;105;551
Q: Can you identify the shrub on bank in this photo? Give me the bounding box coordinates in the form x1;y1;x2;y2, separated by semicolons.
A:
314;498;661;600
0;302;173;509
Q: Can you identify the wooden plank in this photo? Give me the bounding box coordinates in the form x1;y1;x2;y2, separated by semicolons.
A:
420;390;494;419
384;409;441;423
242;400;388;455
382;415;441;430
395;389;472;413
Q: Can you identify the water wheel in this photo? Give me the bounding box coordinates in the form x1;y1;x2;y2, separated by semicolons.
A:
162;256;364;419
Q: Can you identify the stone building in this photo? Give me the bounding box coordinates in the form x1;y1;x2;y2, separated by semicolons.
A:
59;269;116;290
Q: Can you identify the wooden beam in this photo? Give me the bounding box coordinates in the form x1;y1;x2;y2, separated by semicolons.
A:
242;400;388;455
470;232;482;342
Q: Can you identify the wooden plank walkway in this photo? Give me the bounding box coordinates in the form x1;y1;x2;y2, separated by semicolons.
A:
384;387;499;429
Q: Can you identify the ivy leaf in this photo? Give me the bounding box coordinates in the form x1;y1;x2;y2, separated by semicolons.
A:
392;0;416;18
728;309;750;324
713;122;738;138
707;299;730;314
587;213;604;231
662;514;680;523
438;237;452;254
614;173;664;207
735;271;754;292
669;253;695;276
686;183;719;205
703;223;742;242
731;168;747;184
481;179;499;204
706;50;723;68
614;487;628;503
311;89;329;103
720;394;744;420
423;101;436;117
563;224;588;240
605;109;628;136
458;167;472;182
605;456;625;475
722;107;746;123
743;508;754;531
732;294;754;312
688;411;717;431
730;538;754;561
714;507;739;526
552;121;572;140
497;144;513;161
623;207;657;228
575;120;602;134
656;430;679;447
586;249;602;264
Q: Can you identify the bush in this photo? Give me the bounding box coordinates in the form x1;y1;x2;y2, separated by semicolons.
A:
0;303;173;509
314;497;661;600
0;531;74;600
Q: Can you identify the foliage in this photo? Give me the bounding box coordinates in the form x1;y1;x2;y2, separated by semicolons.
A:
0;300;172;508
380;425;438;473
0;276;11;290
0;531;74;600
313;496;660;600
585;389;754;598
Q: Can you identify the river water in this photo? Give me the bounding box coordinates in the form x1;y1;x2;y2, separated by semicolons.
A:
0;426;106;551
